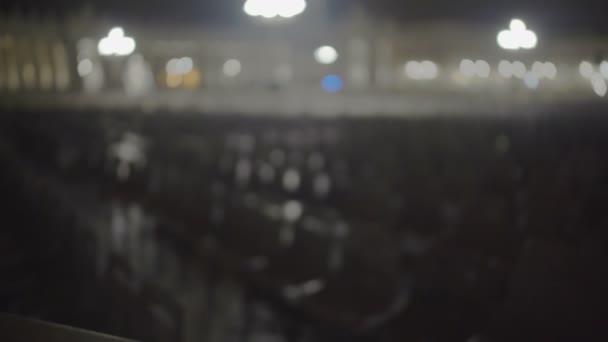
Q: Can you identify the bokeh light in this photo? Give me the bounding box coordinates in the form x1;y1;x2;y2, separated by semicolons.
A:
591;73;607;97
580;61;594;79
98;27;136;56
420;60;439;79
512;61;526;79
523;72;540;89
531;61;544;77
405;61;421;79
77;59;93;77
244;0;307;19
166;73;182;88
167;57;194;76
497;19;537;50
460;59;490;78
223;59;242;77
283;200;303;222
498;60;513;78
321;74;343;93
176;57;193;75
543;62;557;79
182;69;201;89
166;58;179;75
405;60;439;80
600;61;608;79
283;169;301;192
460;59;476;77
475;60;490;78
314;46;338;65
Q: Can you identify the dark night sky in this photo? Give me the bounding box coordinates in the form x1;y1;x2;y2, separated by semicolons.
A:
1;0;606;35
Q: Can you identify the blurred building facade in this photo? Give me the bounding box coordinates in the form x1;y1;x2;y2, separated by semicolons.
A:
1;3;608;115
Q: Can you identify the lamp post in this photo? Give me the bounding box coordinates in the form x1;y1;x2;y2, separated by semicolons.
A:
497;19;537;50
243;0;307;19
98;27;136;56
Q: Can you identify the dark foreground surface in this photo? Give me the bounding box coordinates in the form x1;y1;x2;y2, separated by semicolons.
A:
1;107;608;342
0;313;135;342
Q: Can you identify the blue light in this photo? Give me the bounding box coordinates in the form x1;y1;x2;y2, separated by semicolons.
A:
321;74;343;93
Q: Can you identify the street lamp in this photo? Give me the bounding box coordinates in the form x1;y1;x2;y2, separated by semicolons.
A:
98;27;136;56
314;45;338;65
497;19;537;50
244;0;307;19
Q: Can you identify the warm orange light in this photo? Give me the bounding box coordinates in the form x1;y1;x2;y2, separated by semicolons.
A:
165;72;183;88
182;69;201;89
